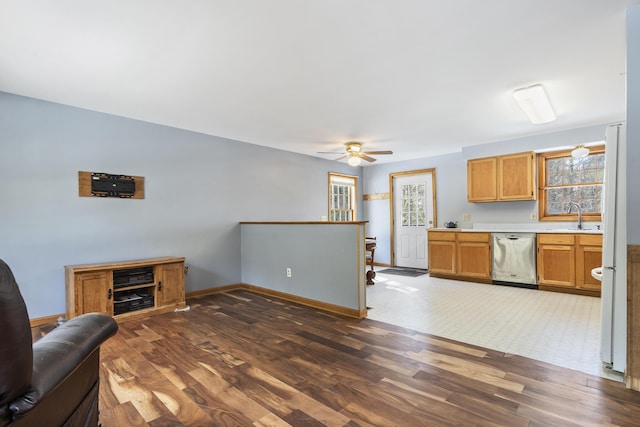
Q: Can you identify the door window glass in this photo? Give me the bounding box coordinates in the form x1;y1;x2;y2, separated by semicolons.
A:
401;183;425;226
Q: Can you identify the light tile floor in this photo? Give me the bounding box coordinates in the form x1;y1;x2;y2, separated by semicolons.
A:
366;271;623;381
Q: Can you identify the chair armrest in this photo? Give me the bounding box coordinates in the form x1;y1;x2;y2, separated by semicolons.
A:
9;313;117;416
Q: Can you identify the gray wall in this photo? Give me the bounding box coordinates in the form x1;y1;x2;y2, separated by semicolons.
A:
0;92;360;318
362;124;616;265
628;5;640;245
241;223;366;311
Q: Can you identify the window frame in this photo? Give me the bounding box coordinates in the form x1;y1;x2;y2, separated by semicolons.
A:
328;173;358;222
537;144;605;222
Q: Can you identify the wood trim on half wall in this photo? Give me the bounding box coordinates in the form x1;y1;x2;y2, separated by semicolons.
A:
627;244;640;391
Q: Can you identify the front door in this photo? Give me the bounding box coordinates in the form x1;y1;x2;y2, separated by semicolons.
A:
392;171;435;269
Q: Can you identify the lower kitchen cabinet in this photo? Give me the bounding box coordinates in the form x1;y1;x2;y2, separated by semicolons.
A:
457;232;492;279
537;234;576;289
427;231;456;275
428;230;492;282
576;234;603;292
537;233;602;296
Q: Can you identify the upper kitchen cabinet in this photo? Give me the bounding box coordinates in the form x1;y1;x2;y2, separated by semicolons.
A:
467;152;536;202
498;152;536;200
467;157;497;202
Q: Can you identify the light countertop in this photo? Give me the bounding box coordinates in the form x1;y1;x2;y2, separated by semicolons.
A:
430;227;602;235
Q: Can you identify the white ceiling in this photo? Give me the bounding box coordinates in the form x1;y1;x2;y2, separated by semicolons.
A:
1;1;636;164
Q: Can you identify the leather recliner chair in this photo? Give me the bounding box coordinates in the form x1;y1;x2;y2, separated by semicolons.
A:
0;259;118;427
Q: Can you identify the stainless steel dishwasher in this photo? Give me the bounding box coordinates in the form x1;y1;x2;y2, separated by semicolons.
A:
492;233;537;288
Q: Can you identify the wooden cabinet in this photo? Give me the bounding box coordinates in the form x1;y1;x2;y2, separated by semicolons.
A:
576;234;603;292
156;262;186;307
428;231;457;275
537;234;576;289
537;234;602;296
467;157;497;202
65;257;186;320
428;230;491;283
498;152;536;200
457;233;492;280
468;152;536;202
72;271;111;315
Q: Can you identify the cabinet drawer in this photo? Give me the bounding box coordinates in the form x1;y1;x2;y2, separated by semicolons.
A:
457;232;490;243
537;234;575;245
428;231;456;241
577;234;603;246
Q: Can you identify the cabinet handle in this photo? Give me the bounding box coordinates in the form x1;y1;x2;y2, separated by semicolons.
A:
108;288;112;300
158;281;163;291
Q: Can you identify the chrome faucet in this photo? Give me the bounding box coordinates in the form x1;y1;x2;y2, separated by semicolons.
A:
567;201;583;230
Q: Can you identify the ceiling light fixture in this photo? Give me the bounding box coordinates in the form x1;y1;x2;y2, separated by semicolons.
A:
512;84;556;124
347;155;362;167
347;142;362;153
571;145;590;158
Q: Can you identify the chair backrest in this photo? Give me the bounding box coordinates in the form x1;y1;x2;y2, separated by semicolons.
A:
0;259;33;414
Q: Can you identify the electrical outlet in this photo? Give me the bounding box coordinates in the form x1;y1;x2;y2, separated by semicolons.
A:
286;267;292;278
463;213;471;221
530;212;536;220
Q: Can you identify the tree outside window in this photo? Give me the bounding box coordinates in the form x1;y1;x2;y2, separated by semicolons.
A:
401;183;426;227
538;145;605;221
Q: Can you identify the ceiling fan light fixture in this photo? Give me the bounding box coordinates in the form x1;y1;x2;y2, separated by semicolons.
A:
347;155;362;166
513;84;556;124
346;142;362;153
571;145;590;158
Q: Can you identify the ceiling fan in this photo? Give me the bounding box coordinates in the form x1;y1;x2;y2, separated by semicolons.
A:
319;142;393;166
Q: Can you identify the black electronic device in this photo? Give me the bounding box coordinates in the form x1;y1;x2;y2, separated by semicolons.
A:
113;266;154;289
91;172;136;198
113;292;154;315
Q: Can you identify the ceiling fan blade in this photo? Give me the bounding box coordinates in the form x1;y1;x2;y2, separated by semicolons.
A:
363;150;393;155
318;151;345;154
360;154;377;162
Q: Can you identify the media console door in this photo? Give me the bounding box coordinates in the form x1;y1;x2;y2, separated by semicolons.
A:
72;271;111;316
65;257;186;320
156;262;185;307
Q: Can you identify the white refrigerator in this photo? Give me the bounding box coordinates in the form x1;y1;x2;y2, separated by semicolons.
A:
600;124;627;373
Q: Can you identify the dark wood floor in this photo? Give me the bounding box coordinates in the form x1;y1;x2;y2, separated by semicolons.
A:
38;290;640;426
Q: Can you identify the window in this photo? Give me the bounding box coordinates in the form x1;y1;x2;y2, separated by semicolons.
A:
537;145;605;221
328;173;358;222
401;183;426;227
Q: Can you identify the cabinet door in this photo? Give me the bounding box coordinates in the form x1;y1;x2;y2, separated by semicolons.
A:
457;235;491;280
576;235;603;291
74;272;111;316
498;152;535;201
157;262;185;307
428;241;456;275
467;157;497;202
537;244;575;288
